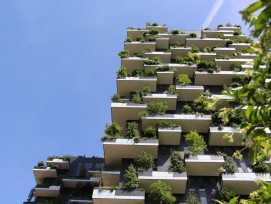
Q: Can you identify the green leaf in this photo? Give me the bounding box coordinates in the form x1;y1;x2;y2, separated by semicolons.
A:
245;106;254;119
229;196;239;204
249;147;257;164
246;1;263;14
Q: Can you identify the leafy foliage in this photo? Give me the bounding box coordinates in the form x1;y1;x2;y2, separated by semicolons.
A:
136;151;155;171
168;85;177;95
149;180;176;204
155;120;178;128
185;192;200;204
197;60;220;72
168;151;186;173
176;74;191;86
111;94;120;102
132;68;144;77
116;66;128;78
193;95;213;114
182;104;193;114
143;126;157;138
149;28;160;35
131;90;142;104
125;122;140;139
147;100;168;115
230;62;243;72
185;131;207;155
101;122;122;141
118;50;129;58
219;187;236;203
122;164;140;190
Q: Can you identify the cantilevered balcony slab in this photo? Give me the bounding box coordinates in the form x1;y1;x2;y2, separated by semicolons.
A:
121;57;147;74
202;30;234;38
186;38;226;49
62;177;99;188
127;29;148;41
156;71;174;85
145;52;171;63
117;77;157;97
215;58;254;71
34;185;61;198
68;198;93;203
223;34;247;40
185;155;225;176
103;139;158;167
155;38;169;50
46;159;70;170
124;42;156;56
170;47;192;59
214;47;236;56
158;127;182;145
239;53;257;59
33;166;57;184
222;173;271;195
111;103;147;134
229;43;251;52
176;85;204;101
207;94;233;109
194;71;245;86
218;26;241;32
142;114;211;133
138;171;187;194
146;25;168;33
142;94;177;111
209;127;244;146
159;33;188;45
198;52;217;61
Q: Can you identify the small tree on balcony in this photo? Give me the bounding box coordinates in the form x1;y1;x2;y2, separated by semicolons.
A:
136;151;155;171
176;74;191;86
101;122;122;141
168;85;177;95
168;151;186;173
147;100;168;115
185;131;207;155
149;180;176;204
111;93;120;102
193;95;214;114
143;126;157;138
122;164;140;191
116;66;128;78
125;122;140;139
118;50;129;58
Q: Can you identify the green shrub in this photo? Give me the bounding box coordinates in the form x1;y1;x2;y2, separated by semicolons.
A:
185;131;207;155
116;66;128;78
218;108;245;126
143;126;157;138
203;46;213;53
38;161;44;167
122;164;140;190
148;36;156;42
125;37;132;42
125;122;140;139
217;24;223;28
188;33;197;38
193;95;213;114
152;22;158;26
226;22;232;27
176;56;185;64
111;94;120;102
230;62;243;72
147;100;168;115
136;50;146;58
102;122;122;141
191;46;200;53
182;104;193;114
251;161;270;173
156;65;170;71
219;187;236;202
132;68;144;77
136;36;144;42
144;67;157;77
185;192;200;204
225;40;233;47
142;86;151;96
233;31;241;35
197;60;220;72
132;90;142;104
136;151;155;171
168;152;186;173
176;74;191;86
155;120;177;128
118;50;129;58
168;85;177;95
223;155;237;173
149;181;176;204
171;30;179;34
149;28;159;35
144;57;160;65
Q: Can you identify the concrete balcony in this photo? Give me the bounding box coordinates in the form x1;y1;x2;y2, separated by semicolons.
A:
218;26;241;32
142;93;177;111
214;47;236;56
155;38;169;50
202;30;234;38
138;171;187;194
156;71;174;85
173;64;197;78
222;173;271;195
92;188;145;204
229;43;251;52
142;114;211;133
239;53;257;59
34;185;61;198
209;127;244;146
101;170;121;187
62;177;100;188
185;155;225;176
223;34;247;41
117;77;157;97
46;158;70;170
170;47;192;59
158;127;182;145
68;198;93;204
194;71;245;86
186;38;226;49
198;52;217;61
215;58;254;71
159;33;188;45
111;103;147;134
127;29;148;41
145;52;171;63
207;94;233;109
121;57;147;75
146;25;168;33
124;42;156;56
176;85;204;101
103;139;159;167
33;166;57;184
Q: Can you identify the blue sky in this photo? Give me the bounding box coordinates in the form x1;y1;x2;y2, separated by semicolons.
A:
0;0;255;203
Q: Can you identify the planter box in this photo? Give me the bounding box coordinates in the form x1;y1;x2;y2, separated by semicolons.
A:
185;155;225;176
143;93;177;111
145;52;171;63
159;33;188;45
127;29;148;41
239;53;257;59
142;114;211;133
218;26;241;32
186;38;226;49
176;85;204;101
198;52;217;61
173;64;197;78
93;188;145;204
117;77;157;96
223;34;247;40
33;167;57;184
214;47;236;56
222;173;271;195
111;103;147;135
121;57;147;74
215;58;253;71
209;127;244;146
146;25;168;33
103;139;159;167
170;47;191;59
229;43;251;52
194;71;245;85
207;94;233;109
34;185;60;198
156;71;174;85
158;127;182;145
202;30;234;38
62;177;99;188
138;171;187;194
124;42;156;56
155;38;169;50
46;159;70;170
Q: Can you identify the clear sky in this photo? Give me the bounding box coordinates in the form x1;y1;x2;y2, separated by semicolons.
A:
0;0;255;203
